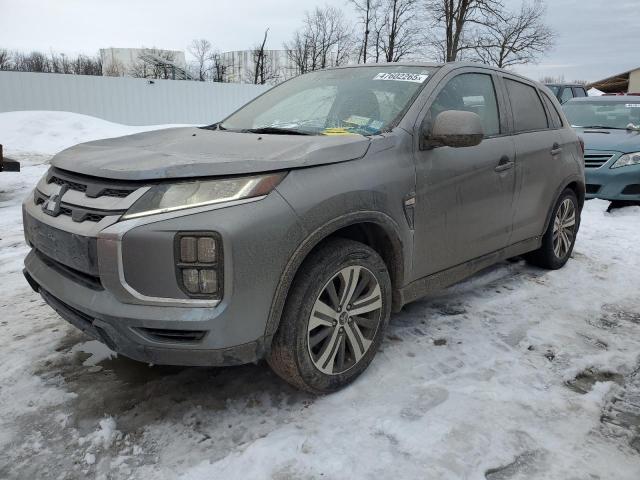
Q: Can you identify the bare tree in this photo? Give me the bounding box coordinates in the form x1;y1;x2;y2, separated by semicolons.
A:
349;0;381;63
0;49;12;70
103;58;125;76
49;51;73;74
284;6;354;74
188;39;213;81
210;52;230;82
71;54;102;76
1;48;101;75
474;0;555;68
247;28;279;85
286;30;314;74
377;0;422;62
17;51;51;72
129;48;179;79
423;0;503;62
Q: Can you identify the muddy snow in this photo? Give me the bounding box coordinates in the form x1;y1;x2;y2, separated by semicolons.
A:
1;112;639;479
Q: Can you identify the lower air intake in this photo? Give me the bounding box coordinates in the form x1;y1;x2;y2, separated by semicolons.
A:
137;328;207;344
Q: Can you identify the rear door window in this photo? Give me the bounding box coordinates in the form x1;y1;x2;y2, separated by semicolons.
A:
541;92;563;128
505;79;549;132
429;72;501;137
560;87;574;104
572;87;587;98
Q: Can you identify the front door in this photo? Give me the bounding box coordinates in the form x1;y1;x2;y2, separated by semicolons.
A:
412;71;516;279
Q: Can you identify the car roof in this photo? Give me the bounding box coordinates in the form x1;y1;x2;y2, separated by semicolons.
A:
545;83;585;87
323;61;545;86
566;95;640;102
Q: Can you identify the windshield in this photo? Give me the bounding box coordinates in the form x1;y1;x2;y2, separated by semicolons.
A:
563;100;640;129
547;85;560;95
220;66;439;136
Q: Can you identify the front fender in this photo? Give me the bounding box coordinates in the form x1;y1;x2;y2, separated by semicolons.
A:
264;210;406;338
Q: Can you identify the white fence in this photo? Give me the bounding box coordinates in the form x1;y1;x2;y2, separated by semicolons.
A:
0;71;270;125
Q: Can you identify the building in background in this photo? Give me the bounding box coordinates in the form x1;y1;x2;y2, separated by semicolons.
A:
220;50;297;85
100;48;191;80
589;67;640;94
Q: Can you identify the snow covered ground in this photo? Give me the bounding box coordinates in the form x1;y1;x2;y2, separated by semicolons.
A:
1;111;639;479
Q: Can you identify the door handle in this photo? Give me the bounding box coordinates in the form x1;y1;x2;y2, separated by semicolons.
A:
495;155;514;172
551;142;563;155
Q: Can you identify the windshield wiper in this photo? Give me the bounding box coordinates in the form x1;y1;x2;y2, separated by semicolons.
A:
577;125;626;130
243;126;316;136
199;122;226;131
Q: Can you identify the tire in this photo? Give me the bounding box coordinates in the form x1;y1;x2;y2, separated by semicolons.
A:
267;238;392;394
525;188;580;270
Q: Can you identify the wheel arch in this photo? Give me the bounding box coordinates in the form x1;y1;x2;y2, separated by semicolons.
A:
543;175;585;235
264;211;405;340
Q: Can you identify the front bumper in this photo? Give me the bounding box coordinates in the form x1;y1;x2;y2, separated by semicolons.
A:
23;187;305;366
585;156;640;201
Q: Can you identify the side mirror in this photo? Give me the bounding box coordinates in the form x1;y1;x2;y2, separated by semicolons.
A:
424;110;484;148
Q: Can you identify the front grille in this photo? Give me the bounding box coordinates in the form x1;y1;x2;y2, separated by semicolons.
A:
24;213;100;276
34;189;126;223
586;184;601;194
48;169;138;198
50;175;87;193
584;153;614;168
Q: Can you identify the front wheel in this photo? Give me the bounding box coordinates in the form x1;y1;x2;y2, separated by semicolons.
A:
267;238;391;393
525;188;580;269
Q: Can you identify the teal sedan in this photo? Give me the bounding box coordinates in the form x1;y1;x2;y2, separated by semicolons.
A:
563;96;640;202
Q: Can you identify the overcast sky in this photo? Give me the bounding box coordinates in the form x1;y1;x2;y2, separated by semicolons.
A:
1;0;638;82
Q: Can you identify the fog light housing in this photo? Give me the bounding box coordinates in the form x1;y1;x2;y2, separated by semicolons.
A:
175;232;222;299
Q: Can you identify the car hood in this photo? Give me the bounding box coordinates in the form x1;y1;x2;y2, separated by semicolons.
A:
576;127;640;154
51;127;372;181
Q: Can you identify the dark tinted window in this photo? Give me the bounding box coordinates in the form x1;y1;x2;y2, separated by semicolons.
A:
505;79;548;132
572;87;587;98
542;92;563;128
560;87;574;103
429;73;500;136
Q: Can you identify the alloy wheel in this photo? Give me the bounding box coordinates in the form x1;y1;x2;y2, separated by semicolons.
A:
553;198;576;259
307;266;383;375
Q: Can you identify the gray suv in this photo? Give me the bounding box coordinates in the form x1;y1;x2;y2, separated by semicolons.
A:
22;63;585;393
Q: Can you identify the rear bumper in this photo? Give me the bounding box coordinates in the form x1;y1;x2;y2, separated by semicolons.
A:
585;163;640;201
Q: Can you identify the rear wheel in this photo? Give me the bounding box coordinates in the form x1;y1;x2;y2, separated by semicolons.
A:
267;238;391;393
525;188;579;269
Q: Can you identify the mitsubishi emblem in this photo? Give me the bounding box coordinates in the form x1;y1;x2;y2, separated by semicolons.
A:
42;184;68;217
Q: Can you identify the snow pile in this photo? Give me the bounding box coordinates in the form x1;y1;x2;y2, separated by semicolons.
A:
588;87;604;96
0;110;188;156
79;417;121;450
0;111;639;479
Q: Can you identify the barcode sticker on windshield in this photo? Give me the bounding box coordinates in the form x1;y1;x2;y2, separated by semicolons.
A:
626;104;640;108
373;72;429;83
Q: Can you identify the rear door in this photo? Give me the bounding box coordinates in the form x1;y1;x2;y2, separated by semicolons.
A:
502;76;565;243
411;69;516;278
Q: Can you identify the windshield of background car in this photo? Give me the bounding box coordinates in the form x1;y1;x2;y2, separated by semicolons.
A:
563;100;640;128
220;66;439;136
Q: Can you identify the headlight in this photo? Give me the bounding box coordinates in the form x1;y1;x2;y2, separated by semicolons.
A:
611;152;640;169
122;172;286;220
